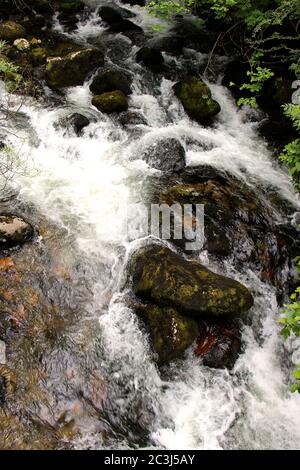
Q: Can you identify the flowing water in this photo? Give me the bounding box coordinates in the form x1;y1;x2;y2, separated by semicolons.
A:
1;0;300;450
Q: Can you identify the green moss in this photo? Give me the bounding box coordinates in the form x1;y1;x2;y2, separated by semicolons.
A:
30;47;48;65
136;304;198;363
173;77;220;124
92;91;128;114
130;245;253;318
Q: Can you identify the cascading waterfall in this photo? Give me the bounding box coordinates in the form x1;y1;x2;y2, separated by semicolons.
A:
1;0;300;450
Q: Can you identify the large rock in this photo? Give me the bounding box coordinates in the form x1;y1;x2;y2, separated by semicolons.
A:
158;166;300;295
90;68;132;96
92;91;128;113
136;303;198;363
0;21;26;41
99;5;135;24
173;77;220;124
170;16;214;53
45;48;104;89
109;19;143;34
130;245;254;318
0;215;34;249
136;47;164;72
147;34;184;55
141;137;185;173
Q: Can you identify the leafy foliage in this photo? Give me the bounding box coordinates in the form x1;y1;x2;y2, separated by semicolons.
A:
279;257;300;393
279;104;300;189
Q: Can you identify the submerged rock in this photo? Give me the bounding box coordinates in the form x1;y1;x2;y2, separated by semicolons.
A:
130;245;253;318
90;68;132;96
141;137;186;173
136;303;198;363
92;91;128;114
45;48;104;89
194;320;241;369
0;21;26;41
0;215;34;249
56;113;90;135
119;111;147;126
173;77;220;124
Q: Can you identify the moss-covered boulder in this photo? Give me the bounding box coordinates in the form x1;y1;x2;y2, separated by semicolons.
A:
90;68;132;96
92;91;128;114
0;215;34;249
130;245;253;318
173;77;220;124
0;22;26;41
136;303;198;363
45;48;104;89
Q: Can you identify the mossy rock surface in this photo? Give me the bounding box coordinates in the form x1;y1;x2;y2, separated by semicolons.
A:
173;77;220;124
0;22;26;41
92;91;128;114
136;303;198;363
130;245;253;318
45;48;104;89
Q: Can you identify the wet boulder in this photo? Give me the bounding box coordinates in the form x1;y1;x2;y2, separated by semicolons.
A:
90;68;132;96
92;91;128;114
135;303;198;363
136;47;164;72
257;76;292;119
130;245;254;318
147;34;184;55
141;137;186;173
170;16;214;53
99;5;135;24
56;113;90;135
173;77;221;124
0;215;34;249
45;48;104;89
109;20;143;34
0;21;26;41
